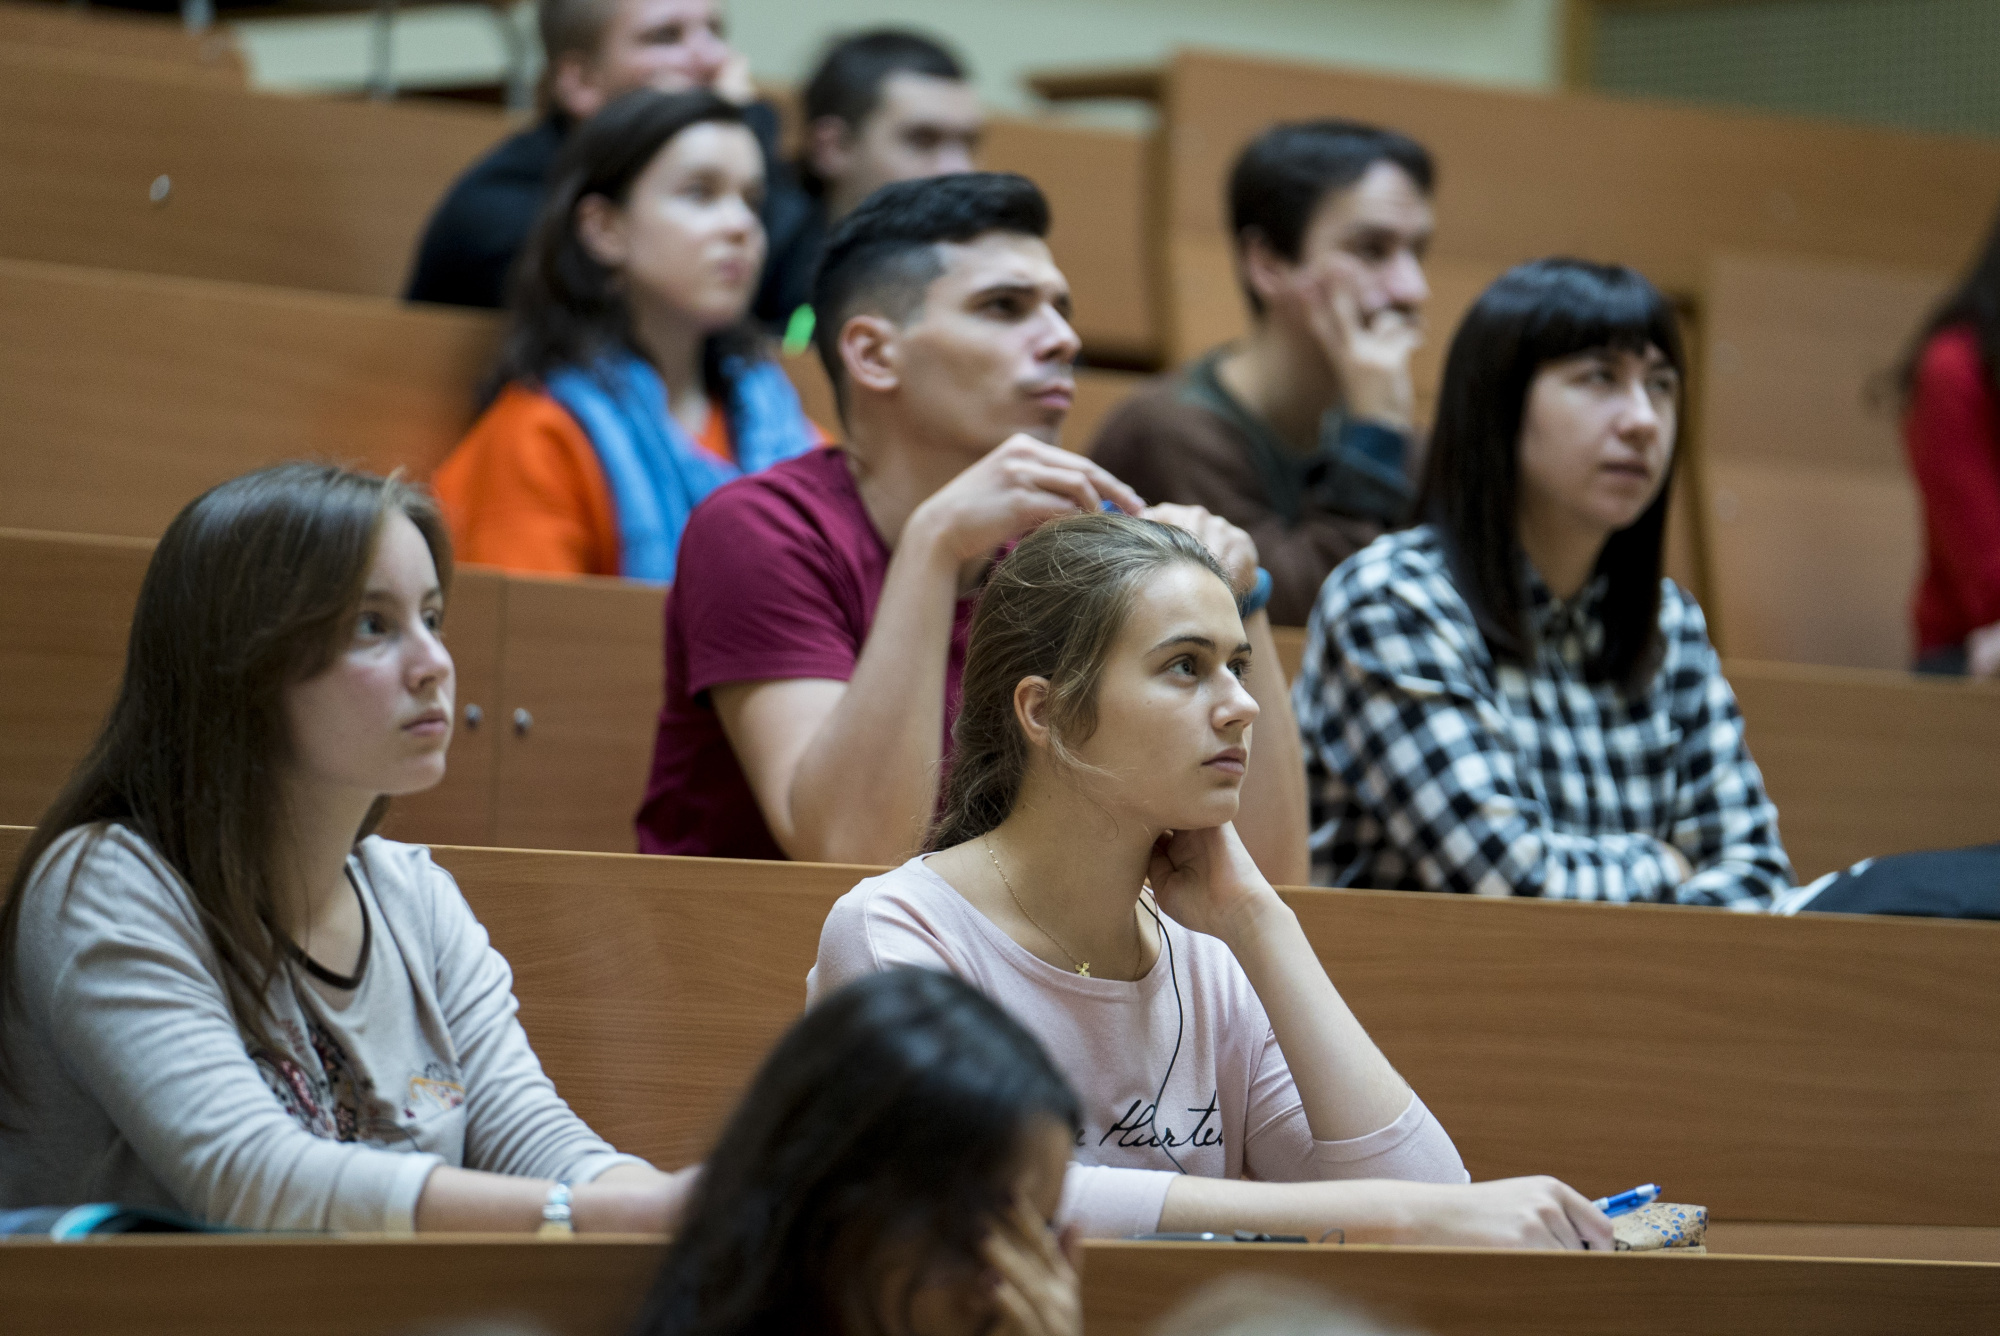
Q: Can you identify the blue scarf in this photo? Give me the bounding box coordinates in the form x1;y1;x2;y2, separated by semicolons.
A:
544;350;818;582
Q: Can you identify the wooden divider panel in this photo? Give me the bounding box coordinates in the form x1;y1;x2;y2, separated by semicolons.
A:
5;821;2000;1232
1699;254;1950;669
435;845;867;1166
0;44;513;297
490;573;666;853
0;258;499;539
1731;659;2000;879
0;530;152;828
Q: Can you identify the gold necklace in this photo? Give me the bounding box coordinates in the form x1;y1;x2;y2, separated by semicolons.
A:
985;836;1098;977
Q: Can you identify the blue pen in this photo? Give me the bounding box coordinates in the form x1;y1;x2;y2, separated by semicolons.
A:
1592;1184;1661;1217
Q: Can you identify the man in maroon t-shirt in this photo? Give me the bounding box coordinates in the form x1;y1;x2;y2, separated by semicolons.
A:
637;172;1307;879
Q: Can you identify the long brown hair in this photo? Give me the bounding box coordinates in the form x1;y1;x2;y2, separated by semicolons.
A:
0;463;453;1087
927;514;1228;852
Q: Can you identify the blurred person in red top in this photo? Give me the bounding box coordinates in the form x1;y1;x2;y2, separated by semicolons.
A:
1902;208;2000;677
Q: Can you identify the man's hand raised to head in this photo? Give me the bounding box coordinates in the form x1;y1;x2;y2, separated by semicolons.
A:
1305;269;1423;430
909;435;1144;565
1139;503;1260;595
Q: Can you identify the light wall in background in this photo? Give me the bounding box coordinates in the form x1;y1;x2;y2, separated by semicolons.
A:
233;0;1563;104
1592;0;2000;140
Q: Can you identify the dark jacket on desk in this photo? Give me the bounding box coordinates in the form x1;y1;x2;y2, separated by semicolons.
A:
405;102;813;327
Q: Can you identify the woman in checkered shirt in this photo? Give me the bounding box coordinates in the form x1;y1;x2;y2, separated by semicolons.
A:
1294;259;1793;907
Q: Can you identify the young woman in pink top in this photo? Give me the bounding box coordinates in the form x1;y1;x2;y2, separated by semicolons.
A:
811;512;1613;1248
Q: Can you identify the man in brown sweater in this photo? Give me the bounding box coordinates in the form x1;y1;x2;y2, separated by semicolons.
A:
1090;121;1435;626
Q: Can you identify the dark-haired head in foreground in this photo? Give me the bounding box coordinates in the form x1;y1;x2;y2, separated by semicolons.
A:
801;28;981;222
811;170;1069;442
1421;257;1685;692
633;968;1081;1336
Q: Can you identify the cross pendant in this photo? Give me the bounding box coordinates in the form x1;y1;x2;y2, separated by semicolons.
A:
1077;963;1091;977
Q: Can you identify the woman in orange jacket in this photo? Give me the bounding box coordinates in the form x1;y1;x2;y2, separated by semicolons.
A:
434;87;825;581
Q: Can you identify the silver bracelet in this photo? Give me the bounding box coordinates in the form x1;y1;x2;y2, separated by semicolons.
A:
537;1180;574;1237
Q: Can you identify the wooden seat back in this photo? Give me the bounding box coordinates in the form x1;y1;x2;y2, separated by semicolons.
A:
0;44;513;300
1698;253;1950;669
1112;50;2000;362
0;257;1142;543
0;528;662;854
0;45;1157;362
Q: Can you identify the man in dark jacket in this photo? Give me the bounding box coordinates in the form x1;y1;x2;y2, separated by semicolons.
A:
1090;121;1435;626
406;0;782;310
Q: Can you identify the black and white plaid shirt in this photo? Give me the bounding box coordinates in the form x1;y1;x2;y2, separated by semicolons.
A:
1293;527;1792;908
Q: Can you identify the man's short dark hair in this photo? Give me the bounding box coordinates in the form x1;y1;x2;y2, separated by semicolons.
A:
810;172;1050;411
803;28;967;130
1228;119;1435;315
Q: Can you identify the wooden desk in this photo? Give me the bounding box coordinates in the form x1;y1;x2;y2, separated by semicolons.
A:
1;825;1997;1243
1265;630;2000;882
427;844;2000;1231
1;1209;1997;1336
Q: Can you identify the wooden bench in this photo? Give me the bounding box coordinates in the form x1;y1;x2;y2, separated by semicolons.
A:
11;530;1997;868
5;822;1998;1257
4;1233;1997;1336
0;256;1144;542
0;45;1157;362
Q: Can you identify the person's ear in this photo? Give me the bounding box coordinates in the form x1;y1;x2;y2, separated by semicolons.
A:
551;52;608;122
838;313;902;395
805;114;858;187
1237;228;1302;316
574;193;629;270
1011;676;1054;751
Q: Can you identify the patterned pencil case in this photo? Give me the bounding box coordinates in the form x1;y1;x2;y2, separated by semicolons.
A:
1613;1201;1708;1252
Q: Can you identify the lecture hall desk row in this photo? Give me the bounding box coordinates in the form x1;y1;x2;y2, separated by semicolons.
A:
2;821;1999;1336
0;30;1155;365
5;525;1997;878
0;248;1885;676
5;1233;1998;1336
2;829;1999;1241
